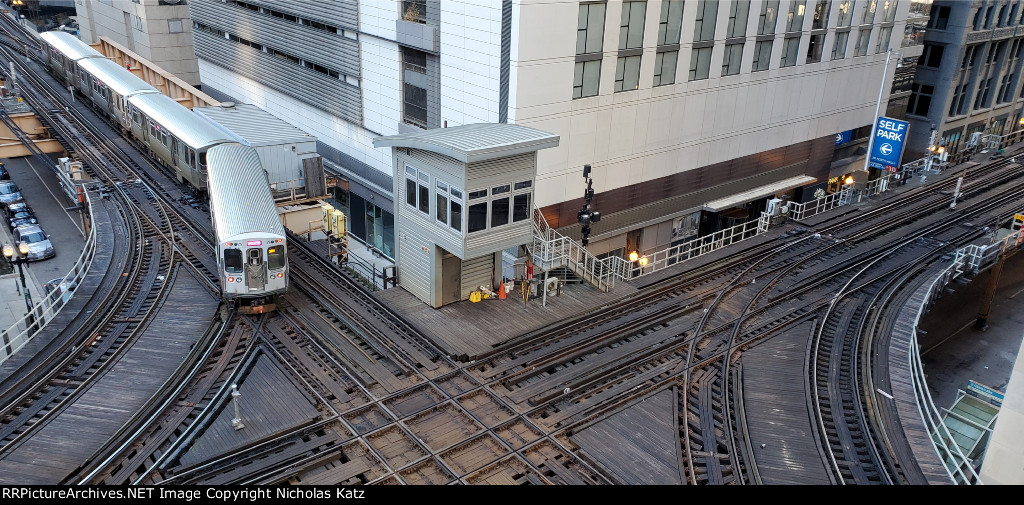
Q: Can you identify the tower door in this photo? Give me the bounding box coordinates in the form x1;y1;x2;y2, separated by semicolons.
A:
246;248;267;290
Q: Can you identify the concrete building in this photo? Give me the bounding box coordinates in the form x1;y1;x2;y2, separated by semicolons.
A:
182;0;917;264
73;0;201;86
905;0;1024;158
72;0;917;264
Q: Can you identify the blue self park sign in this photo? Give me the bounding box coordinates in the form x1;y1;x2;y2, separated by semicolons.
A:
868;116;910;172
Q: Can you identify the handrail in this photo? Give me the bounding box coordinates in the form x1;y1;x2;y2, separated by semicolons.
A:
0;187;98;363
908;233;1022;485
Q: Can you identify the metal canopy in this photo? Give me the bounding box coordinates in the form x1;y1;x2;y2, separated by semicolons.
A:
373;123;559;163
702;175;817;212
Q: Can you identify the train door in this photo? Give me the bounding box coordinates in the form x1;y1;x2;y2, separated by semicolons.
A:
245;247;267;290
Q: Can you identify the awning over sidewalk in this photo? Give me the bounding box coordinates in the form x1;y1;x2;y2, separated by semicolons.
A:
702;175;817;212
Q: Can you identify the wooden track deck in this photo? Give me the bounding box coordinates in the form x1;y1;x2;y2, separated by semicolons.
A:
374;280;637;361
888;273;958;484
0;270;219;484
177;351;321;468
740;320;832;484
0;197;118;389
570;388;682;484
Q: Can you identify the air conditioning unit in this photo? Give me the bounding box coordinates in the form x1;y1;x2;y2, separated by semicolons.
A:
766;198;784;216
968;132;982;147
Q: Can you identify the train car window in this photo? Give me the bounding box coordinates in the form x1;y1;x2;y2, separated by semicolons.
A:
224;249;243;273
268;246;286;270
199;152;207;169
248;248;263;266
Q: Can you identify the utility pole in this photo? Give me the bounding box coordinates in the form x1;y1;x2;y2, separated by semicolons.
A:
860;49;897;202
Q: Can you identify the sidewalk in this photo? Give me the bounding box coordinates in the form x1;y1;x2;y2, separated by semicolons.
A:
0;219;45;337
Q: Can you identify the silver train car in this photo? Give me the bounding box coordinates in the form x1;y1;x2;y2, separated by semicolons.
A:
38;32;288;313
39;31;104;87
75;57;158;133
206;143;288;314
127;92;234;192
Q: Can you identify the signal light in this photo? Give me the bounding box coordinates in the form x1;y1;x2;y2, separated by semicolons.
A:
639;255;648;268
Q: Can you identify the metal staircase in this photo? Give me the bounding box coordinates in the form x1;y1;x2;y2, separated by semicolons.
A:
528;209;630;291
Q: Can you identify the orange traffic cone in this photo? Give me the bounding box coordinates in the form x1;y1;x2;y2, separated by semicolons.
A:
498;280;506;299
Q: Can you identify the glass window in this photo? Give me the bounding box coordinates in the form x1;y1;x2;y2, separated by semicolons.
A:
436;179;448;192
832;31;849;59
615;55;642;91
657;0;684;45
807;33;824;63
876;25;892;53
451;201;463;232
753;40;773;71
468;202;487;232
406;178;417;207
577;2;607;54
689;46;712;80
855;28;871;56
224;249;243;273
619;1;647;50
491;197;510;227
469;189;487;200
722;43;743;75
573;60;602;98
786;0;806;32
418;183;429;214
492;184;511;195
514;180;532;190
781;36;801;66
726;1;749;38
882;0;898;23
450;187;464;200
758;0;780;35
861;0;877;24
811;1;831;30
513;193;531;222
836;0;853;26
654;50;678;85
403;82;427;128
268;245;286;270
436;194;448;224
694;0;719;41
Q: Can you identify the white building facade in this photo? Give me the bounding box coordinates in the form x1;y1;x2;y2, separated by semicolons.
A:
77;0;912;260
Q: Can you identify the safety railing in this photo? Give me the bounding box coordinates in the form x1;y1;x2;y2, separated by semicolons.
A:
630;216;766;277
530;209;630;290
788;187;852;221
910;231;1022;484
0;188;99;364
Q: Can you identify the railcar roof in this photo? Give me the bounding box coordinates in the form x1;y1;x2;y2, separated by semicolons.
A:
206;143;285;240
77;57;159;97
40;31;104;61
129;93;234;148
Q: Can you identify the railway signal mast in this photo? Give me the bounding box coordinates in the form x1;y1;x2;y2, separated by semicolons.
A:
577;164;600;246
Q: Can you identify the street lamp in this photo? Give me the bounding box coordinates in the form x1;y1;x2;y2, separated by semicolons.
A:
3;242;34;330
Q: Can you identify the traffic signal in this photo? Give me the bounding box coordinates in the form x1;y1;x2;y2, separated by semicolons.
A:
578;164;600;246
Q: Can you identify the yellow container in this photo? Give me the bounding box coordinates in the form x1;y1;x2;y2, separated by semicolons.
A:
331;210;346;238
321;204;335;234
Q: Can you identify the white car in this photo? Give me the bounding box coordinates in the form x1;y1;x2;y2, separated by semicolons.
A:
13;224;55;261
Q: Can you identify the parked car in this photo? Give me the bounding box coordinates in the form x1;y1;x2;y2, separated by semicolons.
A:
4;201;36;228
13;224;54;261
0;162;9;180
0;181;23;207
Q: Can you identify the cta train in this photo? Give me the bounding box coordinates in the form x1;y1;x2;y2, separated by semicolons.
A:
39;31;287;314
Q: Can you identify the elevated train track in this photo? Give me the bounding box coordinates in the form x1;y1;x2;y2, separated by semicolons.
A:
0;15;1021;484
